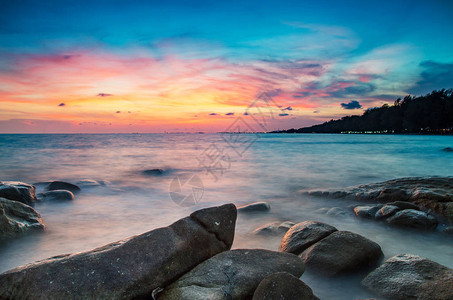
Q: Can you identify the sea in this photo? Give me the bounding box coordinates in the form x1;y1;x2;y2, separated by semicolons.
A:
1;133;452;299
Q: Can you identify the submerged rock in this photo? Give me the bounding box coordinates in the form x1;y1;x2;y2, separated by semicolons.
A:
237;202;270;213
159;249;305;300
354;205;383;219
76;179;105;187
442;147;453;152
142;169;165;176
326;207;347;217
46;181;80;194
374;205;400;220
253;221;295;236
0;181;37;205
279;221;337;255
252;272;319;300
0;197;44;240
0;204;237;300
362;254;453;300
38;190;75;201
300;231;383;277
386;209;438;230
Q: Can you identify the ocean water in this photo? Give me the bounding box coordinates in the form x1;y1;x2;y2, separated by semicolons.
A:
1;133;453;299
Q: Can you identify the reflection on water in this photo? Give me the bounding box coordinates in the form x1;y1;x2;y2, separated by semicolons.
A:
1;133;453;299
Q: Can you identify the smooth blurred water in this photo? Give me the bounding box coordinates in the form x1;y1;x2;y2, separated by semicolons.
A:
1;133;452;299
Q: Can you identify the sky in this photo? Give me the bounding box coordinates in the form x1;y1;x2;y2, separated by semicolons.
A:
0;0;452;133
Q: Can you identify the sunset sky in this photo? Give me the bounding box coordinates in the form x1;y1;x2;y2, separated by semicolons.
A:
1;0;453;133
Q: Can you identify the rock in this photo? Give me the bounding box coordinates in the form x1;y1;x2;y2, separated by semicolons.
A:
326;207;347;217
374;205;400;220
46;181;80;194
386;209;438;230
354;205;383;219
253;221;295;236
0;204;237;300
0;181;37;205
76;179;105;187
443;226;453;234
314;207;329;214
444;202;453;223
362;254;453;300
279;221;337;255
388;201;420;210
159;249;305;300
0;197;44;240
442;147;453;152
237;202;270;213
142;169;165;176
252;272;319;300
300;231;383;277
37;190;75;201
306;177;453;217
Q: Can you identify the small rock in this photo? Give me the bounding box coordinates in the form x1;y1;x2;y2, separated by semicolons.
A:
142;169;165;176
159;249;305;300
362;254;453;300
252;272;319;300
0;197;44;240
253;221;295;236
238;202;270;213
442;147;453;152
443;226;453;234
0;204;237;299
0;181;37;205
386;209;438;230
444;202;453;223
300;231;383;276
46;181;80;194
38;190;75;201
388;201;420;210
374;205;400;220
279;221;337;255
354;205;383;219
314;207;329;214
326;207;347;217
76;179;105;187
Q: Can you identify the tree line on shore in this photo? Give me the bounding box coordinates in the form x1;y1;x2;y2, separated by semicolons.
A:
274;89;453;134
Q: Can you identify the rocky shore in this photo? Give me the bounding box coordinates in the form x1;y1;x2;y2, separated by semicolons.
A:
1;177;453;299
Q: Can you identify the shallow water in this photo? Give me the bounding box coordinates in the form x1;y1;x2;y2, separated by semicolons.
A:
1;133;453;299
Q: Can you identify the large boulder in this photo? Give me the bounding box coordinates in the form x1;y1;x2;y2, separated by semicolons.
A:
38;190;75;201
0;204;237;300
159;249;305;300
386;209;438;230
300;231;383;276
0;198;44;240
46;181;80;194
362;254;453;300
0;181;37;205
252;272;319;300
253;221;295;236
237;202;270;213
279;221;337;255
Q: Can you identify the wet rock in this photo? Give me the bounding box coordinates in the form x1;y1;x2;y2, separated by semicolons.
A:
444;202;453;223
252;272;319;300
0;197;44;240
142;168;165;176
238;202;270;213
314;207;329;214
0;181;37;205
300;231;383;277
443;226;453;234
388;201;420;210
354;205;383;219
38;190;75;201
374;205;400;220
76;179;105;187
253;221;295;236
0;204;237;300
279;221;337;255
362;254;453;300
326;207;347;217
46;181;80;194
442;147;453;152
159;249;305;300
386;209;438;230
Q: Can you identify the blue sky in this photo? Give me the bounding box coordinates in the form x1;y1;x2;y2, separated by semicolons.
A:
0;0;452;132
